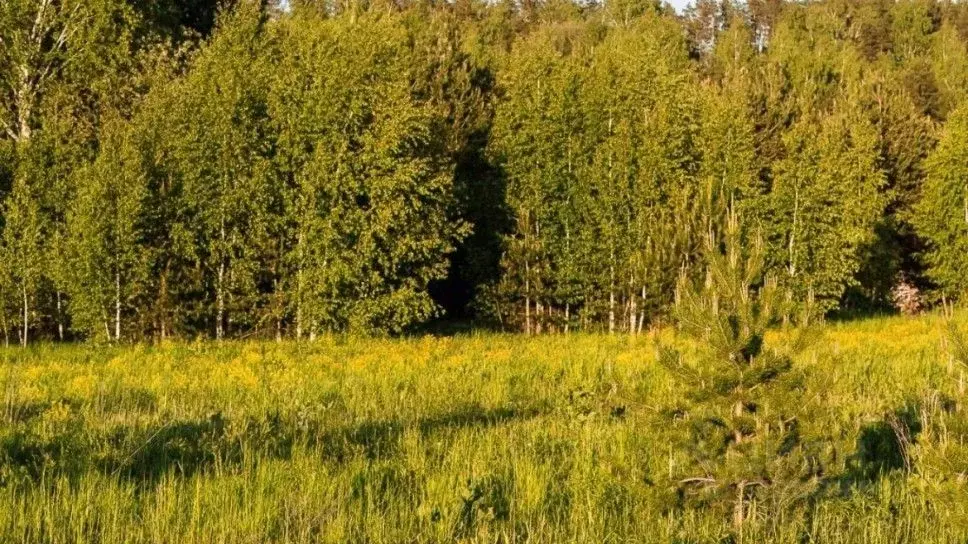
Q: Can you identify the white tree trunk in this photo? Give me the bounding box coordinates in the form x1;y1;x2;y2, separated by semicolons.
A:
609;290;615;334
56;290;64;341
216;260;225;341
609;263;616;334
564;303;570;334
963;188;967;224
159;265;168;341
115;270;121;342
15;64;33;142
788;187;799;277
295;269;303;340
216;219;226;341
296;230;304;340
638;285;647;333
20;284;28;348
525;257;532;335
4;1;83;143
628;275;636;335
536;301;543;334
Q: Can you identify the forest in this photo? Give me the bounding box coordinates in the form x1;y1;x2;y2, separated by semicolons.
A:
3;0;968;343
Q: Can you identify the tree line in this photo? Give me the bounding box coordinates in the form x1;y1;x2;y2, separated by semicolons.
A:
2;0;968;343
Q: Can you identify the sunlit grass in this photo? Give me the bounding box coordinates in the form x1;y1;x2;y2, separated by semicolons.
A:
1;312;966;542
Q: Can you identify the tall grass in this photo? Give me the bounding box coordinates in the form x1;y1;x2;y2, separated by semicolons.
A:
0;313;966;542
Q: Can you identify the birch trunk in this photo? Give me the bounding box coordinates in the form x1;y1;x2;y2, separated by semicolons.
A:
272;279;282;341
788;187;799;277
295;303;302;340
276;310;282;342
628;275;636;334
536;301;543;334
21;284;28;348
216;260;225;340
296;230;304;340
638;285;647;333
56;290;64;341
115;269;121;342
159;263;168;341
733;481;747;529
608;264;616;334
15;65;33;142
525;257;532;335
216;219;226;341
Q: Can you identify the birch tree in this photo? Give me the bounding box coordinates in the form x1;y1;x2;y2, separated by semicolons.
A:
0;0;88;345
162;4;274;340
914;103;968;297
65;118;150;341
488;25;590;332
269;12;468;335
765;107;886;309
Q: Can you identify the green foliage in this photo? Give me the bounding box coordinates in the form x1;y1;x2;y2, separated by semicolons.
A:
915;104;968;297
489;14;702;333
4;0;968;339
658;212;820;527
267;13;469;335
0;168;43;346
760;106;887;310
66;118;151;342
160;4;276;339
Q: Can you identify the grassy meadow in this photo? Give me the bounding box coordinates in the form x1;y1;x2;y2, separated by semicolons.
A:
1;313;968;543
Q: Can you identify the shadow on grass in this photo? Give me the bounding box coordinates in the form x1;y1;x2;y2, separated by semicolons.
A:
3;388;158;425
279;403;545;464
0;402;547;485
842;403;922;488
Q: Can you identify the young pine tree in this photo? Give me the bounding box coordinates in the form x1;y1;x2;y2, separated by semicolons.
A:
658;210;821;529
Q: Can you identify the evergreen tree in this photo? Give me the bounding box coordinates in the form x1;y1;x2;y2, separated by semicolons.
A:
659;211;821;529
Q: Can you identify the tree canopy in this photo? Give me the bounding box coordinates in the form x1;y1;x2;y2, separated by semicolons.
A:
1;0;968;341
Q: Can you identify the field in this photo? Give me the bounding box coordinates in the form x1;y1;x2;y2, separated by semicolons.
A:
2;314;968;543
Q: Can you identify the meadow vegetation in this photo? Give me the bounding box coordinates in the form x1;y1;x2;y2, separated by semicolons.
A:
2;312;968;542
